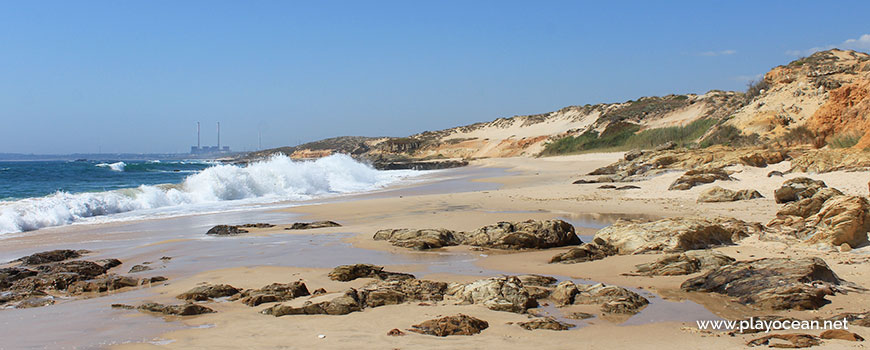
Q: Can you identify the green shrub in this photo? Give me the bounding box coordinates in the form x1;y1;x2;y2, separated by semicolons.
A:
744;79;770;103
828;131;863;148
780;126;817;146
625;118;715;149
540;123;640;155
700;125;759;148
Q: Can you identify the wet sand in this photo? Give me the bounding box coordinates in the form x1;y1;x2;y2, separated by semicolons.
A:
2;153;869;349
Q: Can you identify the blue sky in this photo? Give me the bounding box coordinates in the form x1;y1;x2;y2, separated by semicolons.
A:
1;1;869;154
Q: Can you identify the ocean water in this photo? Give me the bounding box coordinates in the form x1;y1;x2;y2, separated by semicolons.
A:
0;154;420;235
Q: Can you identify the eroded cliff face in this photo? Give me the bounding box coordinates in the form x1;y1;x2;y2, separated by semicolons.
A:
236;49;870;166
729;49;870;141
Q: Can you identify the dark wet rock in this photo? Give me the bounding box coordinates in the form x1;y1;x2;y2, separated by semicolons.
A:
409;314;489;337
160;256;172;261
387;328;406;336
446;276;536;313
373;228;464;250
177;284;240;301
312;288;327;295
35;260;108;279
239;282;310;307
95;259;123;270
747;333;820;348
128;264;152;273
518;317;572;331
593;217;736;255
516;274;557;287
327;264;414;282
359;278;448;308
633;251;735;276
598;185;617;189
140;276;168;285
767;170;784;177
820;329;864;341
463;220;580;250
261;289;363;316
819;312;870;327
774;177;827;204
697;186;763;203
238;223;275;228
566;312;595;320
572;179;598;184
548;241;616;264
668;168;732;190
0;267;38;289
205;225;248;236
286;221;341;230
111;303;135;310
615;185;641;190
681;257;843;310
138;302;215;316
68;275;139;294
551;281;648;314
15;249;89;265
373;159;469;171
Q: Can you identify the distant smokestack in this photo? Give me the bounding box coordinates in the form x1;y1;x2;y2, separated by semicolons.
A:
197;122;201;148
217;122;221;149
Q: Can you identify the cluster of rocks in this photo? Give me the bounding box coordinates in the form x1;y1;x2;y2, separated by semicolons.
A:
578;146;786;184
373;219;580;251
206;221;342;236
551;281;649;314
697;186;763;203
669;168;733;190
746;330;865;348
1;249;166;309
632;250;735;276
681;257;847;310
550;217;751;264
768;177;870;249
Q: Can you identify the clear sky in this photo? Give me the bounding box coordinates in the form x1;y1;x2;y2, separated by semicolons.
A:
1;1;869;154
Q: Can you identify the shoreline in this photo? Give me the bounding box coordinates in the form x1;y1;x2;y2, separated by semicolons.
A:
2;152;869;349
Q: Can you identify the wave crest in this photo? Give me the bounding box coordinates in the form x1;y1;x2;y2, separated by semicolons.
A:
0;154;415;234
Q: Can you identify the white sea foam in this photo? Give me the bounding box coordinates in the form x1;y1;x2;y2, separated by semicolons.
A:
0;154;419;234
96;161;126;172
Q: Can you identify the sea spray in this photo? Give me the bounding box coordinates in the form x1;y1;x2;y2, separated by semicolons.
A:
0;154;418;234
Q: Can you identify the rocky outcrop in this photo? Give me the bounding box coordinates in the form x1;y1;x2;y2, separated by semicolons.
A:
134;302;215;316
68;275;140;294
409;314;489;337
358;278;448;307
697;186;763;203
238;223;275;229
15;249;89;265
774;177;827;204
633;251;735;276
747;334;820;348
372;228;463;250
518;317;573;331
551;281;648;314
820;330;865;341
803;195;870;247
462;220;580;249
681;257;844;310
238;282;310;307
262;289;363;316
286;221;341;230
177;284;240;301
205;225;248;236
548;241;616;264
374;219;581;251
446;276;536;313
593;217;737;255
768;181;870;247
327;264;414;282
669;168;732;190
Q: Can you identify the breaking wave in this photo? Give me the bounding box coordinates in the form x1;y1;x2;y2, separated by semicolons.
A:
96;161;126;172
0;154;418;234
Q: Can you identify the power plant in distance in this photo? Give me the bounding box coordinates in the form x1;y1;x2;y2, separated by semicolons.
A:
190;122;231;154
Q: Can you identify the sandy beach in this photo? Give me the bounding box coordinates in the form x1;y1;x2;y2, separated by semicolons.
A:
2;152;868;349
